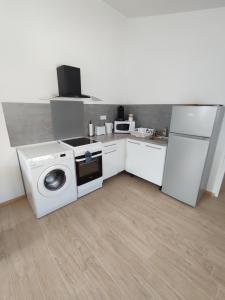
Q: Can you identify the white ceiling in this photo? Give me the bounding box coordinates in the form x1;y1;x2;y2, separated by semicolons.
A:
103;0;225;17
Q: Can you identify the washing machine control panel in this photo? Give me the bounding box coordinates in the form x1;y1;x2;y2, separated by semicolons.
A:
29;151;74;167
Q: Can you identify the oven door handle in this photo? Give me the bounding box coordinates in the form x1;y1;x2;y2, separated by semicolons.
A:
75;153;102;162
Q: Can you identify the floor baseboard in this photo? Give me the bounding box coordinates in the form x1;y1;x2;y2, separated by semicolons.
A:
203;190;217;198
0;195;26;208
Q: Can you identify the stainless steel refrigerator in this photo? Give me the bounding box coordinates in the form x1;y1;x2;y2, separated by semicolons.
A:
162;105;224;207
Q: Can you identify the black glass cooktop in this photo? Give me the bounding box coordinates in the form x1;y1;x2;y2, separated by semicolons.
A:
63;137;97;147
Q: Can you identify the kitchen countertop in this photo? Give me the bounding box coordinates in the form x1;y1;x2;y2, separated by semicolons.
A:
92;134;168;147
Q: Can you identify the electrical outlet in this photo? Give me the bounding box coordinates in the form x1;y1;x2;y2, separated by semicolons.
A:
100;115;107;120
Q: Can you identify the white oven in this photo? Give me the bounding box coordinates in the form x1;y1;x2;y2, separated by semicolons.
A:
75;151;102;186
114;121;135;133
60;137;103;198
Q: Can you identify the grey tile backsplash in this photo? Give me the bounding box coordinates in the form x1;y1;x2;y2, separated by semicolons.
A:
2;102;54;147
2;102;172;147
125;105;172;130
83;104;118;135
51;100;85;140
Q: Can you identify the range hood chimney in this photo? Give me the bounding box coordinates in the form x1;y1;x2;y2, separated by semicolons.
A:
56;65;90;98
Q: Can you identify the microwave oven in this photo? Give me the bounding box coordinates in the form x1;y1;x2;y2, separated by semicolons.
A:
114;121;135;133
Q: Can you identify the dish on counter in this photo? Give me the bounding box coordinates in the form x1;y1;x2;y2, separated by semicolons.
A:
130;128;155;138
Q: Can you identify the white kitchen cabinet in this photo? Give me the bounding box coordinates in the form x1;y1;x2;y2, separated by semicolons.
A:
126;139;167;186
140;142;167;186
115;139;126;173
103;140;125;180
125;140;144;178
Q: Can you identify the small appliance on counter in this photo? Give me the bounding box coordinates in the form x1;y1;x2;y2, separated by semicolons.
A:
95;126;106;136
116;106;125;121
114;120;135;133
105;123;113;134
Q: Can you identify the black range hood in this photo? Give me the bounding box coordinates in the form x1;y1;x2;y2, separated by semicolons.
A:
57;65;90;98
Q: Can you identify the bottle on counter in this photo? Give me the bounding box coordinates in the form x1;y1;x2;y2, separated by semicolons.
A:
88;121;94;137
128;113;134;122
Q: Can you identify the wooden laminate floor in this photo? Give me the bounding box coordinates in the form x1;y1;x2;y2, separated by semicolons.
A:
1;173;225;300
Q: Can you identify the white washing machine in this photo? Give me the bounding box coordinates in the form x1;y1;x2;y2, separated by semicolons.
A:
17;142;77;218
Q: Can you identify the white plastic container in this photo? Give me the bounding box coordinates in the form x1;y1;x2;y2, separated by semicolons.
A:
105;123;113;134
95;126;106;136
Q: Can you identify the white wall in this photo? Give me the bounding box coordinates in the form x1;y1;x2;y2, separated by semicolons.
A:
0;105;24;201
0;0;126;103
207;115;225;196
0;0;126;203
124;8;225;105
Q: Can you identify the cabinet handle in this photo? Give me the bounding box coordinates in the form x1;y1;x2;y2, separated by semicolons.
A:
128;141;140;145
105;150;117;155
104;143;117;148
145;145;161;150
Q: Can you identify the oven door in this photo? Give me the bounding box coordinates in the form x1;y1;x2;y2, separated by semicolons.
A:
75;151;102;186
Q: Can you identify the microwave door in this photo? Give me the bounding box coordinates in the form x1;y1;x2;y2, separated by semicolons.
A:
116;124;130;131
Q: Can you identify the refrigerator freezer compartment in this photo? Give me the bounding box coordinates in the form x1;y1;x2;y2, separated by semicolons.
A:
170;106;218;138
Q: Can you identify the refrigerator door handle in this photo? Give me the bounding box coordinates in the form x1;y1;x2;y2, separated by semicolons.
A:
170;132;210;141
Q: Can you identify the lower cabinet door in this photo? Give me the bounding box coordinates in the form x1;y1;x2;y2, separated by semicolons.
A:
103;149;119;179
125;140;143;177
141;143;167;186
104;138;167;186
103;140;126;180
116;139;125;173
126;139;167;186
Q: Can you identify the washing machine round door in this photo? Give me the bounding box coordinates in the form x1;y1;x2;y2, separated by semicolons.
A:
38;165;72;197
